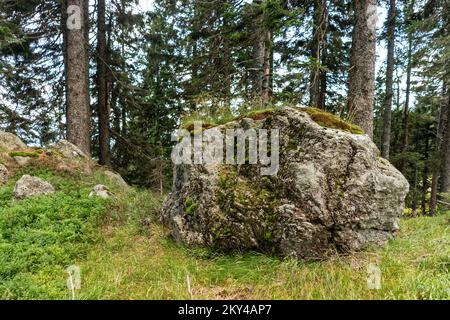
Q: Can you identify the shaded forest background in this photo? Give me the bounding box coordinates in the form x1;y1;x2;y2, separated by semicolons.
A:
0;0;449;215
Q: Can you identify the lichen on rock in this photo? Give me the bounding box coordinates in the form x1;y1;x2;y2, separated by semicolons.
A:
13;175;55;199
0;131;27;150
161;106;409;260
0;164;8;186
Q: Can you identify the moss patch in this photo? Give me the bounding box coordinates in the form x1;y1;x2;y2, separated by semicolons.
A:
236;108;277;121
184;196;198;215
304;107;364;134
183;122;217;135
215;166;280;252
8;151;40;158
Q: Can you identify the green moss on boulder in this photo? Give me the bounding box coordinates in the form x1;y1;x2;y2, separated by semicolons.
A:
304;107;364;134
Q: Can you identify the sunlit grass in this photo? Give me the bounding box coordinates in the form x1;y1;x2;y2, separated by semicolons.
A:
77;213;450;300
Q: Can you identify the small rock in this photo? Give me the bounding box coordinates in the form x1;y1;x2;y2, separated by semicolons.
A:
104;170;129;189
50;140;93;174
0;131;27;150
14;156;32;166
0;164;8;185
13;175;55;199
89;184;113;199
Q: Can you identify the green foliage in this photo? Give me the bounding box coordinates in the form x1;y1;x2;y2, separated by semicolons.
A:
0;160;163;299
0;172;109;299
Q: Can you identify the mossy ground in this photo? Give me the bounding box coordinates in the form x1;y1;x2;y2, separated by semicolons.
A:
0;161;449;299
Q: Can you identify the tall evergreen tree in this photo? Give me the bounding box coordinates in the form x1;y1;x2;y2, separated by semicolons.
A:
347;0;377;138
64;0;91;155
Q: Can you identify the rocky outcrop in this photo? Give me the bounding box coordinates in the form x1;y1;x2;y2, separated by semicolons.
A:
0;131;26;150
13;175;55;199
89;184;112;199
161;106;409;260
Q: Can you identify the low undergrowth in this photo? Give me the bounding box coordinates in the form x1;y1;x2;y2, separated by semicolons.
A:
0;161;448;299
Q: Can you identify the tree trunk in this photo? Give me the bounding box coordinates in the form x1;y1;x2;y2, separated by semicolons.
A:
381;0;396;159
439;89;450;193
347;0;377;139
251;0;271;103
412;164;418;215
64;0;91;155
309;0;328;108
96;0;111;165
429;84;448;215
422;133;430;216
261;28;272;103
402;0;415;152
252;0;265;100
221;0;232;110
309;0;320;107
318;29;328;109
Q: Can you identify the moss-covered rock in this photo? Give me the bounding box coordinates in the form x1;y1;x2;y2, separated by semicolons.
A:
0;131;27;151
161;106;409;260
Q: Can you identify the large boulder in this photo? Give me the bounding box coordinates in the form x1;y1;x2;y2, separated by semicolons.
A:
0;131;26;150
13;175;55;199
161;106;409;260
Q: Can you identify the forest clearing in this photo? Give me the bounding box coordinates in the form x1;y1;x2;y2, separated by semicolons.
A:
1;0;449;302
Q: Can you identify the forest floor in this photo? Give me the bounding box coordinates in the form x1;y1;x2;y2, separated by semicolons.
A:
0;164;449;299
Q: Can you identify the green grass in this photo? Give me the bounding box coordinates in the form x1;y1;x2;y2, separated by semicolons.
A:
8;151;40;158
0;162;160;299
1;161;449;300
75;213;450;300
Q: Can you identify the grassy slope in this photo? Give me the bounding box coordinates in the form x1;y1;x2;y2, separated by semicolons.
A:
0;163;449;300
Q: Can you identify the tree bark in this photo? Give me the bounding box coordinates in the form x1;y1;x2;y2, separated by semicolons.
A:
347;0;377;139
402;0;415;153
221;0;232;110
318;29;328;109
421;133;429;216
381;0;396;159
309;0;328;108
96;0;111;165
429;83;447;215
261;28;272;103
251;0;271;103
439;89;450;193
64;0;91;155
